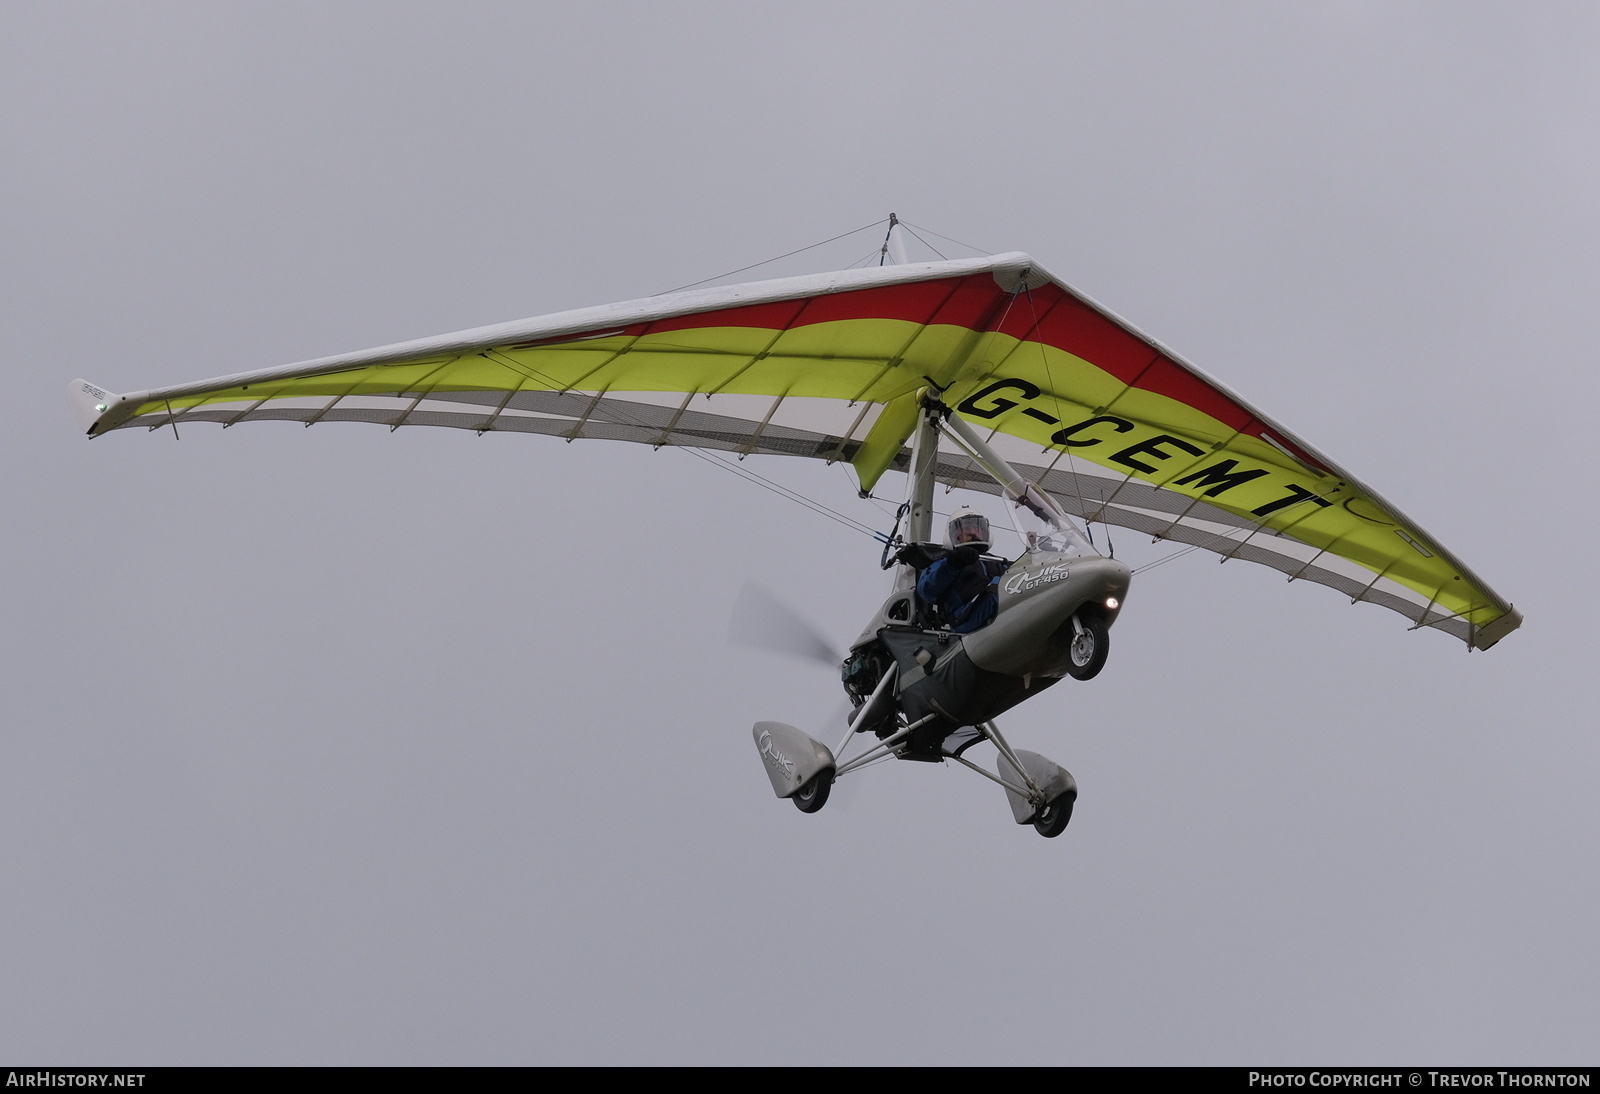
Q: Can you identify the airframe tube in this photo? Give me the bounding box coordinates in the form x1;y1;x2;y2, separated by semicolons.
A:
939;413;1072;530
905;391;940;544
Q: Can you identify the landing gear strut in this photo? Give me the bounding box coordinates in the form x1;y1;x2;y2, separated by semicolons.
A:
754;715;1077;839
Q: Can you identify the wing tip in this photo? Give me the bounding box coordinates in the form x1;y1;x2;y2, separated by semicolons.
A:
65;380;148;437
1471;606;1523;651
988;253;1047;293
65;378;118;436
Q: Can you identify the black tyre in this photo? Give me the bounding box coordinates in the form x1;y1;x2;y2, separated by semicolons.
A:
1064;613;1110;681
1032;791;1076;837
792;771;833;813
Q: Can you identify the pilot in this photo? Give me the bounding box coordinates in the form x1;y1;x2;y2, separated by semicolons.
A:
898;505;1009;634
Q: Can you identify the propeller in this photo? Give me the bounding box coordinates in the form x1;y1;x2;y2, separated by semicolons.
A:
729;581;860;777
728;581;843;669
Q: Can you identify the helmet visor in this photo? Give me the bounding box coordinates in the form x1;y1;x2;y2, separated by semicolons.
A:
948;512;990;548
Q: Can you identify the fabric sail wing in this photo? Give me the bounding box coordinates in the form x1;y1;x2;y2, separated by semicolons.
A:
70;252;1519;649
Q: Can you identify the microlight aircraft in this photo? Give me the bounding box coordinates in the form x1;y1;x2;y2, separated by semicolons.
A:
66;228;1520;838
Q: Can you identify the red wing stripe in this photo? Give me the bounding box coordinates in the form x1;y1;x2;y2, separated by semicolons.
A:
535;275;1293;452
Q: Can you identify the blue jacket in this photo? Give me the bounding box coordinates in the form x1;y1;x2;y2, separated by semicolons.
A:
917;555;1003;634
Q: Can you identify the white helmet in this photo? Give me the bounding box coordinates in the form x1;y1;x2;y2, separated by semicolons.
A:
946;505;990;551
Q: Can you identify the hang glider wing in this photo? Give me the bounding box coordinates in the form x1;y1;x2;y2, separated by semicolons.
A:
928;273;1520;652
67;252;1518;649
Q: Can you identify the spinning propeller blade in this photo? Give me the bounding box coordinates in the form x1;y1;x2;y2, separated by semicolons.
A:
728;582;841;668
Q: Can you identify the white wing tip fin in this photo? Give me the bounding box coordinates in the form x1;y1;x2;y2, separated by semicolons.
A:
1471;606;1523;651
66;379;123;436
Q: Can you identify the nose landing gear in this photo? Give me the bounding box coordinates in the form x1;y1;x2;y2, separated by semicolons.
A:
1063;612;1109;681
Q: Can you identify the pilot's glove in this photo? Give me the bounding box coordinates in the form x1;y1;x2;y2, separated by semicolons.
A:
949;544;979;567
893;543;945;570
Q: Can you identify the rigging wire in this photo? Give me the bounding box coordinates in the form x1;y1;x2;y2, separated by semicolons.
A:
895;222;948;261
655;219;887;295
1130;542;1205;575
898;220;992;257
844;246;887;270
493;345;894;547
852;478;901;520
671;444;889;543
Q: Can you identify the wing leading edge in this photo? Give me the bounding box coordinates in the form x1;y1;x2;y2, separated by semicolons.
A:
68;252;1519;649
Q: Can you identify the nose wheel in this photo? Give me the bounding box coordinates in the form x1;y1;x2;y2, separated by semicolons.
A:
1064;613;1109;680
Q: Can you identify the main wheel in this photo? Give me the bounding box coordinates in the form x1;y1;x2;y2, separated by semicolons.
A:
1064;613;1110;681
1032;791;1076;837
792;771;833;813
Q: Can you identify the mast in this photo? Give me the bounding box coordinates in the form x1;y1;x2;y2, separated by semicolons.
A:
905;390;943;543
878;212;910;267
892;389;944;591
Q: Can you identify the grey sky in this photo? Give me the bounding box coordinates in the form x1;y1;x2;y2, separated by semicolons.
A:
3;2;1595;1064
